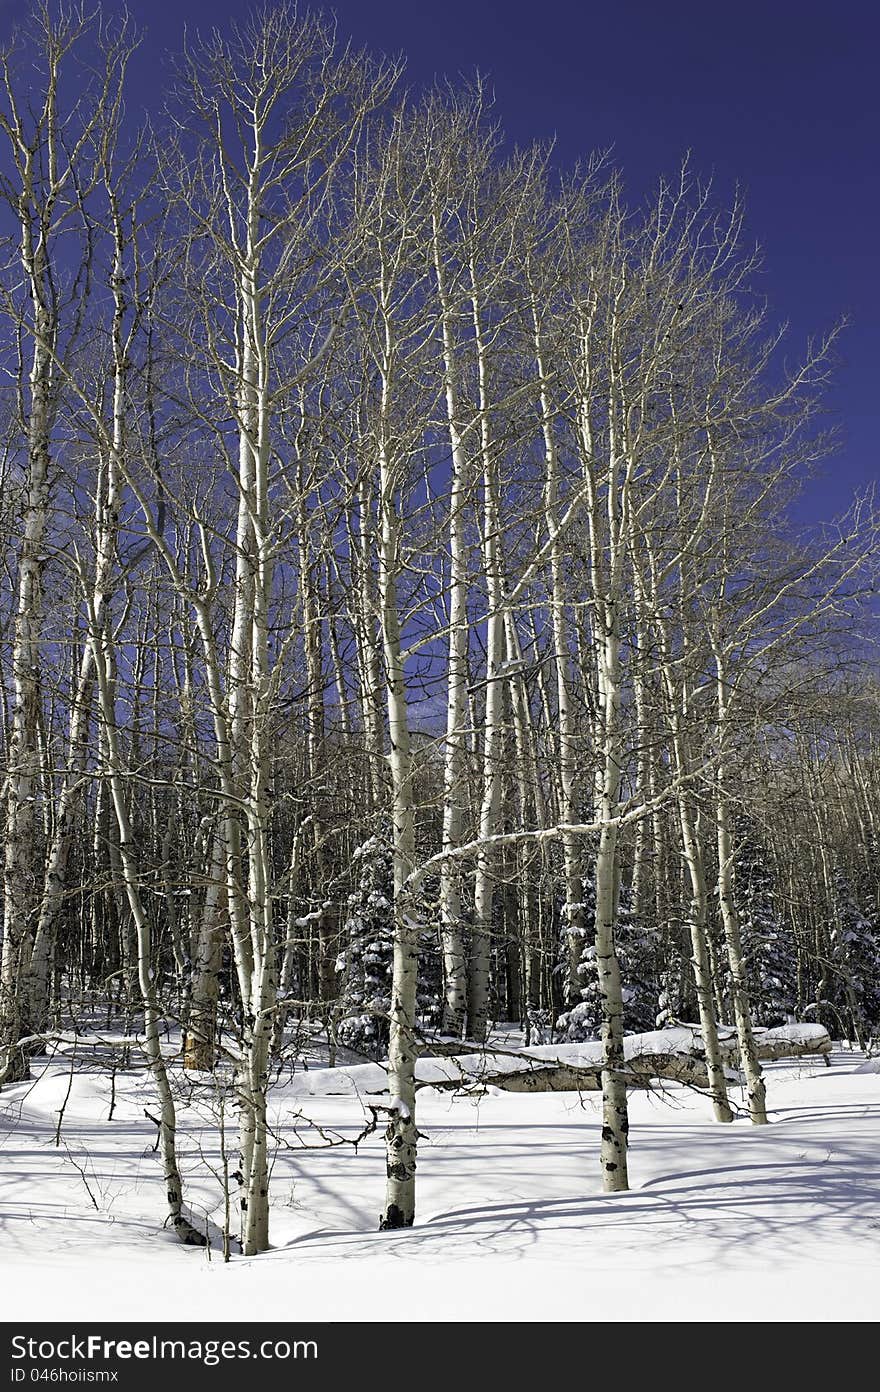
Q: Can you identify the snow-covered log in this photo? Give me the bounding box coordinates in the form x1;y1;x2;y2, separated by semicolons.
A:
288;1023;832;1097
752;1025;833;1062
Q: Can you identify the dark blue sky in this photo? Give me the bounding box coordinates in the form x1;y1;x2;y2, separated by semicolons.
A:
11;0;879;522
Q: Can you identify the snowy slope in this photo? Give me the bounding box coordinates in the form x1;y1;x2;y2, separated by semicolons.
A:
0;1046;876;1322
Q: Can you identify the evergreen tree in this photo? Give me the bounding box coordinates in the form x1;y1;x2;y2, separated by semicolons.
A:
735;824;796;1026
414;871;444;1043
556;881;657;1041
656;935;691;1028
826;867;880;1045
334;828;395;1058
334;826;443;1058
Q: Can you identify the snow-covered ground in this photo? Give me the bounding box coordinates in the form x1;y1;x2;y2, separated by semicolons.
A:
1;1044;877;1322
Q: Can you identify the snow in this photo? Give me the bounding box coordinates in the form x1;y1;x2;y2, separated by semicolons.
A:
759;1023;829;1046
0;1045;876;1322
854;1055;880;1073
293;909;325;928
284;1024;831;1096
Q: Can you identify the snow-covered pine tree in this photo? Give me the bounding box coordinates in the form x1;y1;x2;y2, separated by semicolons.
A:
656;934;691;1028
553;873;595;1038
556;880;657;1040
825;867;880;1045
334;828;395;1058
734;824;796;1026
334;827;444;1059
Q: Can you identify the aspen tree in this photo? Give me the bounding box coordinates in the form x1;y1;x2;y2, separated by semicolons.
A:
344;104;434;1227
50;121;203;1240
522;180;597;1004
157;8;394;1252
28;120;150;1040
426;112;475;1038
568;197;637;1188
0;6;133;1081
84;570;204;1244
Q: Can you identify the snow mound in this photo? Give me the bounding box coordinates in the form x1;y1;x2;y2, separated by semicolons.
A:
288;1024;830;1096
853;1056;880;1074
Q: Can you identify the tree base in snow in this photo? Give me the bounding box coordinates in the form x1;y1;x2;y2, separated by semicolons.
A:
379;1204;414;1230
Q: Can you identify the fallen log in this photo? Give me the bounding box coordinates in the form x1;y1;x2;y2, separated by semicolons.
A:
288;1023;832;1097
476;1051;713;1094
752;1025;832;1063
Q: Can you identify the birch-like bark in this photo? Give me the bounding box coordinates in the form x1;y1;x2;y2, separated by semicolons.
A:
0;316;52;1080
431;205;470;1037
184;823;226;1072
324;556;353;741
634;421;732;1121
30;163;148;1034
469;270;505;1043
26;645;95;1035
530;284;586;1002
71;172;200;1235
593;657;630;1189
0;101;58;1082
650;592;732;1122
164;9;395;1246
715;782;768;1123
578;284;632;1192
376;378;419;1229
294;454;336;1003
630;587;654;930
86;588;204;1245
674;780;733;1122
0;13;134;1076
351;479;388;811
710;601;767;1123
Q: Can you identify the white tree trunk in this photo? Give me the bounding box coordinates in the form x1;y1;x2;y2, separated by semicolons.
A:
89;625;204;1245
713;634;767;1124
377;427;420;1229
594;606;630;1191
184;825;226;1072
432;208;470;1037
531;289;586;1002
1;336;51;1082
677;797;733;1123
469;277;505;1043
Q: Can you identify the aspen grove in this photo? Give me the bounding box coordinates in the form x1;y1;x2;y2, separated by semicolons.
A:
0;3;877;1255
